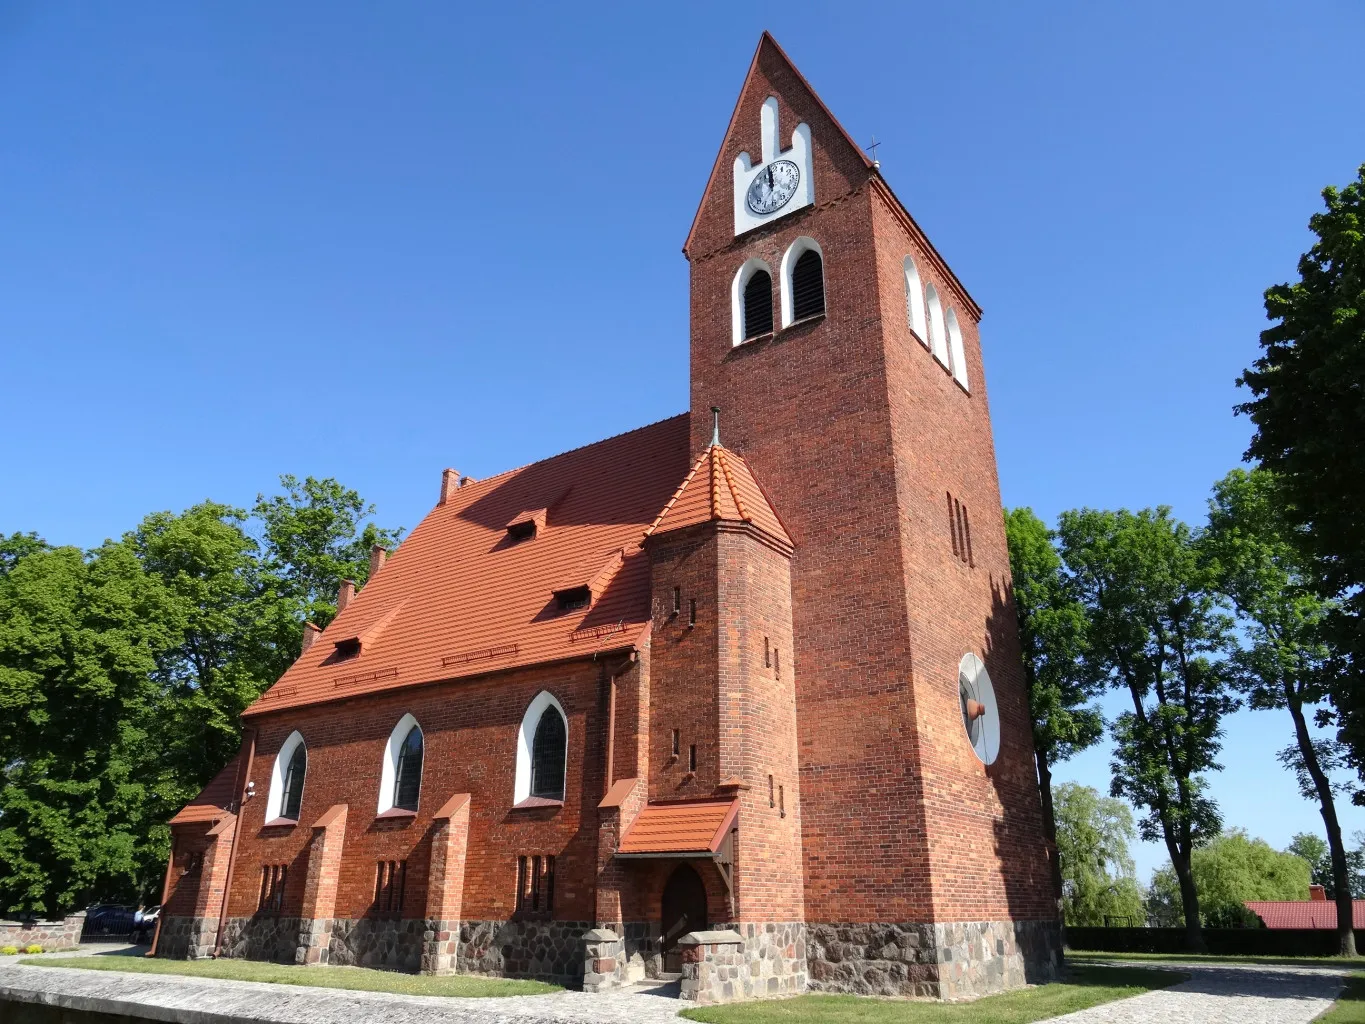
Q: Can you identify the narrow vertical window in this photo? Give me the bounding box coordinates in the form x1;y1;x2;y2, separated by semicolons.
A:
964;506;974;567
281;742;306;821
774;647;780;679
393;725;423;811
516;855;556;914
689;744;697;773
769;775;775;808
673;586;681;615
530;705;567;801
671;729;680;757
689;598;697;627
948;492;960;557
779;785;786;818
764;636;771;668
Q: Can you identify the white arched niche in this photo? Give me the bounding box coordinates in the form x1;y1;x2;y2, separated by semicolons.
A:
514;690;568;804
731;257;774;346
779;235;824;329
945;307;970;392
266;730;306;823
377;713;422;814
903;256;928;346
959;653;1000;765
925;283;949;367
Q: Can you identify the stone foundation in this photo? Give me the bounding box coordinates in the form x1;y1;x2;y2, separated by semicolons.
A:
328;918;424;970
807;919;1061;998
217;916;303;964
457;919;590;983
154;916;217;959
0;913;85;952
679;923;808;1005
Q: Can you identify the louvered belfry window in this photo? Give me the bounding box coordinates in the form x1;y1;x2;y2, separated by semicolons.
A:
743;270;773;340
791;249;825;321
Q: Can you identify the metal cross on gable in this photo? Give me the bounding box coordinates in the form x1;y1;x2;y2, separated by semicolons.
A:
865;135;882;164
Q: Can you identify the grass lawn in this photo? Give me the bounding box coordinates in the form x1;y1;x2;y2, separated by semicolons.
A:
19;952;560;998
1071;949;1365;970
679;963;1184;1024
1307;972;1365;1023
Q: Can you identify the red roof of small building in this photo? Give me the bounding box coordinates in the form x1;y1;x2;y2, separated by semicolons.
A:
1244;900;1365;929
170;754;241;825
645;444;791;547
244;414;694;716
618;799;739;856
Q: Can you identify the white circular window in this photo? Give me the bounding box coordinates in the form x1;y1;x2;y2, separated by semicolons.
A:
958;653;1000;765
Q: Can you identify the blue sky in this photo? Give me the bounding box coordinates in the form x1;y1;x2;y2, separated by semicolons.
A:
2;2;1363;883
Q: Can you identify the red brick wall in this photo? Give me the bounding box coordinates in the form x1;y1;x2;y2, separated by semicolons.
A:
646;527;721;801
225;658;612;924
686;49;1054;927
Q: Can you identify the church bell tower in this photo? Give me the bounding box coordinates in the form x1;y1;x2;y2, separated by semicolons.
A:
683;33;1060;998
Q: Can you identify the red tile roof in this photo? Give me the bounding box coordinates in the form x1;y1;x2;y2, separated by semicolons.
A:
645;445;791;547
244;414;693;717
1245;900;1365;929
170;754;240;825
618;799;739;856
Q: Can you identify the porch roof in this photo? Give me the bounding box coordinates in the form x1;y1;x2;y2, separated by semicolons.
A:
617;798;738;858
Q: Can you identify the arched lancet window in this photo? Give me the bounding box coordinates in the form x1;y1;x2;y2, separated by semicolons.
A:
945;307;970;392
515;691;568;804
780;237;825;327
378;714;423;814
925;283;948;367
267;730;307;823
530;706;567;800
730;258;774;346
903;256;928;345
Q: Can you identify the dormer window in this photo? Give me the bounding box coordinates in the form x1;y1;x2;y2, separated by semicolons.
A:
333;637;361;660
555;586;591;612
506;509;547;544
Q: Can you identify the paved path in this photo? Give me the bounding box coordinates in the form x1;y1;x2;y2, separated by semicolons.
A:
0;950;1354;1022
1053;960;1349;1023
0;953;689;1024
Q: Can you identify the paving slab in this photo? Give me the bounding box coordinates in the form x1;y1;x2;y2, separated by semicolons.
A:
0;959;690;1024
1052;960;1350;1023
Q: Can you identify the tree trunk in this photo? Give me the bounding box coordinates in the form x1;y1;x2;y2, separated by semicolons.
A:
1169;845;1206;952
1287;692;1358;956
1036;748;1066;938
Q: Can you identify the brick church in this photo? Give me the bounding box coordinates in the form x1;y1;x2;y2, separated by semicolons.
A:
156;33;1059;1003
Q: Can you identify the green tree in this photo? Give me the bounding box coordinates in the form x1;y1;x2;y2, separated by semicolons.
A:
253;475;403;631
1287;831;1365;899
1203;467;1357;954
1005;508;1103;912
1053;783;1146;926
1058;507;1238;950
1238;166;1365;795
1148;830;1312;928
0;541;183;915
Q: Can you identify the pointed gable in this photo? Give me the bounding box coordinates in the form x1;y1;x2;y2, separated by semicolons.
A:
645;444;791;548
684;32;872;259
170;753;241;826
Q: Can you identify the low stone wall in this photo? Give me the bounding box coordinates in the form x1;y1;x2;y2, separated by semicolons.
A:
679;923;808;1004
217;916;302;963
329;918;424;971
807;918;1061;998
0;913;85;951
154;916;217;960
458;919;590;983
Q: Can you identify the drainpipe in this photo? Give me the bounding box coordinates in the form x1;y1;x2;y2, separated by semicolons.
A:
601;651;637;795
212;726;257;958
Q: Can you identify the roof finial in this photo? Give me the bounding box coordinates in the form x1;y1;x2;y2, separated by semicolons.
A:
711;406;721;447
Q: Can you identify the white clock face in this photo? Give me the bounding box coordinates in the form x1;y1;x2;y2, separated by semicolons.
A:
746;159;800;215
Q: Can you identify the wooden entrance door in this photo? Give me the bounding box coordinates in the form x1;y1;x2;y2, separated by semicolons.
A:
660;863;708;973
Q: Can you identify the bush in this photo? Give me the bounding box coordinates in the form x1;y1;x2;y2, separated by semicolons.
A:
1;946;18;955
24;944;43;954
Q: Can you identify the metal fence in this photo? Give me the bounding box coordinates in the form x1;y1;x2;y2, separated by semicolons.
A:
80;906;152;944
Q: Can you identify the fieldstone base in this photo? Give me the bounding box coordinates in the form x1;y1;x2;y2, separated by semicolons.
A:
154;916;217;960
217;917;301;964
680;923;808;1005
420;918;461;975
808;919;1061;998
327;918;423;970
0;913;85;952
458;919;590;984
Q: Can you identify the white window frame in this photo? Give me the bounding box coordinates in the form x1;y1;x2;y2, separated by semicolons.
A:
266;730;306;823
925;283;949;367
377;713;423;814
945;307;970;392
903;256;928;346
779;235;824;329
514;690;569;804
731;257;775;347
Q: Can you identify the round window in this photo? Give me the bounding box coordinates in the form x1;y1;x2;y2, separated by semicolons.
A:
958;653;1000;765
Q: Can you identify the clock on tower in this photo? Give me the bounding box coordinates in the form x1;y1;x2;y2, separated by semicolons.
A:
732;96;814;235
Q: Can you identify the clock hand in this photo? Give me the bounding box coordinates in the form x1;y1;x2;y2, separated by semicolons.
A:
767;165;774;190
